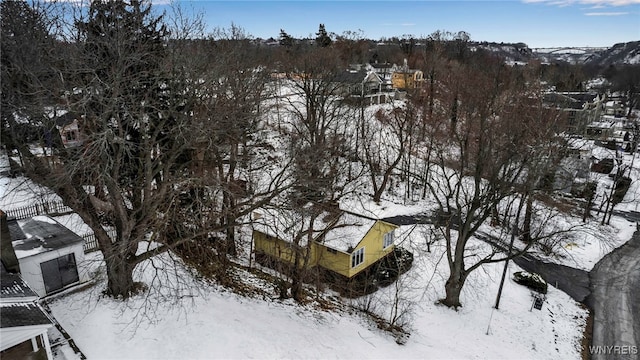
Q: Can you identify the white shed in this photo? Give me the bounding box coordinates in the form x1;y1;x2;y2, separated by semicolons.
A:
4;215;88;297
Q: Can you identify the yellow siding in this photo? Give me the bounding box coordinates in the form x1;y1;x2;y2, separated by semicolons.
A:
253;231;319;268
346;221;397;277
253;220;398;279
314;220;398;278
392;71;423;90
315;244;351;277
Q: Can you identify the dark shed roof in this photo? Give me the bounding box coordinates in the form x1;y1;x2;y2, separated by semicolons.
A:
335;70;367;84
10;216;83;259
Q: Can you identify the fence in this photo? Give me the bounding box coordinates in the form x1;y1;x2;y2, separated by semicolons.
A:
4;200;115;254
82;229;117;253
4;201;73;220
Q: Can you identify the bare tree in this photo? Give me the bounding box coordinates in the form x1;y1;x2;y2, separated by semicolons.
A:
422;54;570;308
190;26;273;257
360;103;418;203
267;46;362;301
1;0;285;298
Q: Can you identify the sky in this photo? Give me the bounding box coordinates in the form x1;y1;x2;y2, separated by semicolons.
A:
154;0;640;48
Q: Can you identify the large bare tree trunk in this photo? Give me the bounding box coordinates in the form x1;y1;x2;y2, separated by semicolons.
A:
104;255;138;297
442;258;467;308
522;194;533;243
442;277;464;308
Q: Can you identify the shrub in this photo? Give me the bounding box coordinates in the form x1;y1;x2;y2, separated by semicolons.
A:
512;271;548;294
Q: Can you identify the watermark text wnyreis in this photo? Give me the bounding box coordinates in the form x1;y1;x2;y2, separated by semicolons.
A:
589;345;638;355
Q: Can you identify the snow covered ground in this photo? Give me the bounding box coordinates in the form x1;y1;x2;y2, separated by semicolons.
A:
41;146;640;359
0;174;63;210
3;104;637;360
47;234;588;360
4;142;637;359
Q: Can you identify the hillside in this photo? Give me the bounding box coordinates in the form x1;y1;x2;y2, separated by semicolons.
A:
584;41;640;66
465;41;640;66
531;41;640;65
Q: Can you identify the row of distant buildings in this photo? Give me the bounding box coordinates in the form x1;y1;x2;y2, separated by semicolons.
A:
335;59;424;104
543;91;636;147
334;62;635;150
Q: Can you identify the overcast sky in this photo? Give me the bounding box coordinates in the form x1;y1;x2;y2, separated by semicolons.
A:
156;0;639;48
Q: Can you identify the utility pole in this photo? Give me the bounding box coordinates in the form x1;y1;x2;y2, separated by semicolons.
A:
494;192;526;309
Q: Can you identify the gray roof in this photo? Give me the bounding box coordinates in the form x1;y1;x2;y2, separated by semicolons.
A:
370;62;392;69
0;271;38;301
10;216;84;259
0;267;51;328
543;93;584;110
335;70;367;84
0;302;52;328
54;112;79;127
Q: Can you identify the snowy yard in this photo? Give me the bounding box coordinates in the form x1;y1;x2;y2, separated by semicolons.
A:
3;113;638;360
45;226;589;360
5;143;637;359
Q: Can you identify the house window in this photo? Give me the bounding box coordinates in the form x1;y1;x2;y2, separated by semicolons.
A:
351;247;364;268
65;130;77;141
40;253;79;294
383;231;394;249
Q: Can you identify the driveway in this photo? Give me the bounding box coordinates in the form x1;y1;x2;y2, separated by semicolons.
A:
588;230;640;360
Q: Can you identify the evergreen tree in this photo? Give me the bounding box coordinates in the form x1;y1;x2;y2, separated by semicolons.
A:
279;28;293;47
1;0;60;151
315;23;331;47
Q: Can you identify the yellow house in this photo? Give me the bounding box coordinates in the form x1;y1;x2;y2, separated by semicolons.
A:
391;69;424;90
252;210;398;279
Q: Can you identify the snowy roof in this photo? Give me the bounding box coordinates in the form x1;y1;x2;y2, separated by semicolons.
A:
9;216;84;259
587;121;614;129
319;212;377;252
252;209;380;251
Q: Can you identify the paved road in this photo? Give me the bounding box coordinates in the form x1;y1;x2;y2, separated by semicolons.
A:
611;210;640;223
589;230;640;360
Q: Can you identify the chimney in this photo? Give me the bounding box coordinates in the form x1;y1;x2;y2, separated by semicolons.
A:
1;210;20;273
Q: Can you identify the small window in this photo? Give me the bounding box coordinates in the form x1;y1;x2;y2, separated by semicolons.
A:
351;247;364;268
65;130;77;141
383;231;394;249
